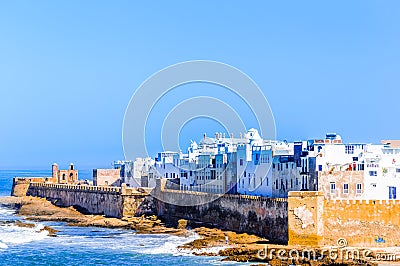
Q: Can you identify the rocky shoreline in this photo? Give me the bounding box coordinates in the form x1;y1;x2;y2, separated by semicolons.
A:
0;196;398;265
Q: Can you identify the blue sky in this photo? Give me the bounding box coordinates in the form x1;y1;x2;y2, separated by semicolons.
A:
0;1;399;169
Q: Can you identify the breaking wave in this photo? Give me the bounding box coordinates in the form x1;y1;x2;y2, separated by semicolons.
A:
0;222;49;247
138;234;199;256
0;206;50;249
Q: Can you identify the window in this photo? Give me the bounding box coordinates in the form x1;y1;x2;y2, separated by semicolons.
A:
396;169;400;173
356;183;362;194
302;176;308;190
389;186;397;199
353;157;359;162
343;184;349;194
318;165;323;171
369;171;378;177
286;163;288;169
273;163;275;169
240;159;243;166
330;182;336;194
291;179;293;189
275;181;278;189
345;145;355;154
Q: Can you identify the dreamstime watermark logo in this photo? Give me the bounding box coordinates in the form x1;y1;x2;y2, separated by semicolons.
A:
122;60;276;206
257;238;398;262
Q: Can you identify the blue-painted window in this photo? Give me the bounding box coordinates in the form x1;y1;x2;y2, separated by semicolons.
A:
356;183;362;194
343;184;349;194
330;182;336;194
369;171;377;176
389;186;397;199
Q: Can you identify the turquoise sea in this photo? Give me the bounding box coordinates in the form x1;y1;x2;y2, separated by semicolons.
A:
0;170;242;266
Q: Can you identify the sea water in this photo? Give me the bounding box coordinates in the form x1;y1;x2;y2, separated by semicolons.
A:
0;170;243;265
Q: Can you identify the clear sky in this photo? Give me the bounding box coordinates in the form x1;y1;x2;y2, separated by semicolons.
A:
0;1;399;170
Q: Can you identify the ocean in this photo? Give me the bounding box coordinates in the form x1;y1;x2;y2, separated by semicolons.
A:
0;170;242;265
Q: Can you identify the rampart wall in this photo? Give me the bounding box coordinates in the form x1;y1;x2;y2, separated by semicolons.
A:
18;179;400;247
26;182;124;217
288;191;400;247
14;179;289;243
155;188;288;243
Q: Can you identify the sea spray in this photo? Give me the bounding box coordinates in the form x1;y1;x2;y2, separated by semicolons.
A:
0;222;49;245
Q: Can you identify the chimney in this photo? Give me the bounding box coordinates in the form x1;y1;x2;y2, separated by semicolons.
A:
215;133;219;140
230;133;233;138
240;133;243;139
203;133;206;140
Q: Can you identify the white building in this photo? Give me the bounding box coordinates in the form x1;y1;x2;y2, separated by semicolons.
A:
300;134;400;200
362;144;400;199
179;128;308;197
114;158;154;187
115;131;400;200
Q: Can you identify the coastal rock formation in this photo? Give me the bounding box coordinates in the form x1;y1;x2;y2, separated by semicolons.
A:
0;196;186;233
180;227;265;250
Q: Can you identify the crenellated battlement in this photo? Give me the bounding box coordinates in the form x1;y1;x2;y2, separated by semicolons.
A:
162;188;287;202
326;198;400;205
12;177;150;196
29;182;122;194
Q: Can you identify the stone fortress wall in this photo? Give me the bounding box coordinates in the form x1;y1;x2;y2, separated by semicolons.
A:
289;191;400;247
13;178;288;243
12;178;400;247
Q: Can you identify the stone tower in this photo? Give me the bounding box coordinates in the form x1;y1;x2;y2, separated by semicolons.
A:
52;163;59;183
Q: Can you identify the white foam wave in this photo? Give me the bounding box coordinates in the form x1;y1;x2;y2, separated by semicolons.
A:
0;207;15;216
0;223;49;245
138;233;200;256
0;242;8;249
